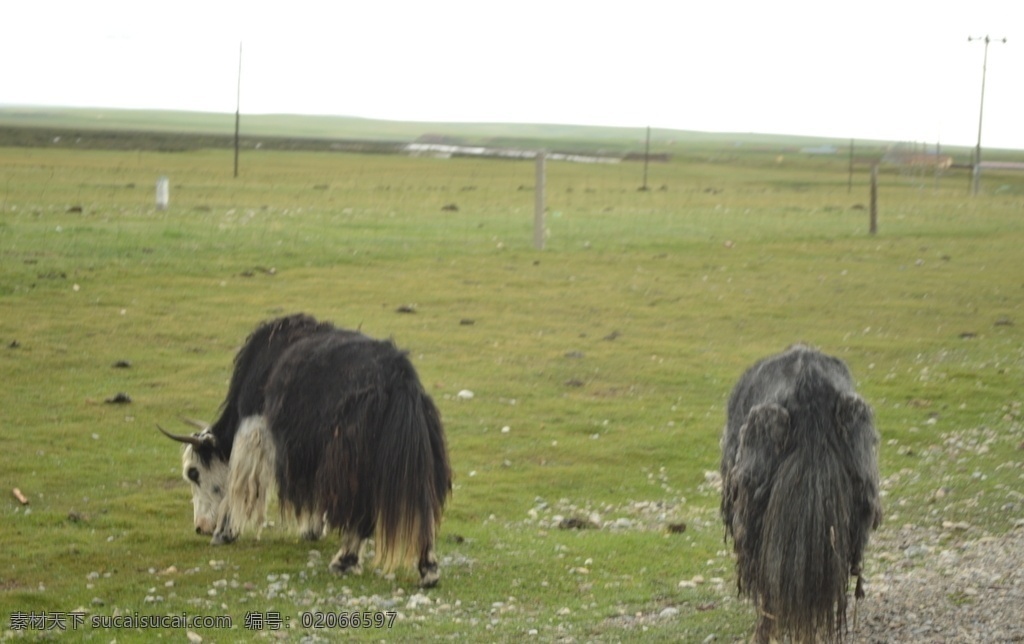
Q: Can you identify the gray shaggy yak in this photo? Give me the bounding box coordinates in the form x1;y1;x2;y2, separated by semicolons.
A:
160;314;452;587
720;345;882;642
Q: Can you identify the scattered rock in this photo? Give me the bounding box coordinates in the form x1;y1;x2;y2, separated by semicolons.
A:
240;266;276;278
104;392;132;404
112;360;131;369
396;305;417;314
857;527;1024;642
558;516;598;530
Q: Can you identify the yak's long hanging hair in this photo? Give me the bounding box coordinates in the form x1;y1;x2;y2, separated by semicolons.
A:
720;345;882;643
266;332;452;574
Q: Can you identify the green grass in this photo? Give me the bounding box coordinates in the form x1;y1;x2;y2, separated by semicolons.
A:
1;141;1022;642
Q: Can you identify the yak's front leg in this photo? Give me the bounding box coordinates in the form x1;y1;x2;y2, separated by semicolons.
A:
298;511;326;542
328;531;365;576
212;414;274;545
211;496;237;545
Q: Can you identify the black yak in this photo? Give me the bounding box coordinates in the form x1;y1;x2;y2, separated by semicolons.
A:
720;345;882;642
160;314;452;587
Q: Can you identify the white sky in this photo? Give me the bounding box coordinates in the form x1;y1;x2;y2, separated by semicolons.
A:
3;0;1023;149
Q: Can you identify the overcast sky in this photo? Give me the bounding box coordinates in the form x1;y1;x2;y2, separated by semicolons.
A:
4;0;1023;149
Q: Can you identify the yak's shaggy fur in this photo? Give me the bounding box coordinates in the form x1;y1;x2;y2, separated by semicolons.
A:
720;345;882;642
162;314;452;587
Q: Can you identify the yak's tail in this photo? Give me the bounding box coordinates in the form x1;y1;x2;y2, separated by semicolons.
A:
734;388;879;643
755;444;853;642
371;354;452;575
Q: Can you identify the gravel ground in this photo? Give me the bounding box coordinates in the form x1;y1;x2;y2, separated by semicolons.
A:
853;523;1024;643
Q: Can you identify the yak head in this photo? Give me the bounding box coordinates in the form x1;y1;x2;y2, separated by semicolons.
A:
159;423;230;536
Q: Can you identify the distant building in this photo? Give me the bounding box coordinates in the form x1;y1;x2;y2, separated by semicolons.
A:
800;145;838;155
882;143;954;170
884;153;954;170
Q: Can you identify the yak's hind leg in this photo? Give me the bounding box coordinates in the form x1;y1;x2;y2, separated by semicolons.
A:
328;531;366;576
212;415;274;545
418;546;440;588
753;609;775;644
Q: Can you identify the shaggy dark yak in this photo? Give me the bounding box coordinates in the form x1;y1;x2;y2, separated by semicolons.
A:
160;313;452;587
720;345;882;642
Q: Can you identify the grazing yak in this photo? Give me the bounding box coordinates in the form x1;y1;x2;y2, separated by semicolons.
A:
160;314;452;587
720;345;882;642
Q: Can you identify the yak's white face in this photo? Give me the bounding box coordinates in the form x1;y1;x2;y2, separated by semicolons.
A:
180;432;230;535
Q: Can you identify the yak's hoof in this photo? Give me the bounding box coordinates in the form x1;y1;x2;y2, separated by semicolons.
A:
301;529;322;542
419;563;440;588
328;553;362;576
211;531;236;545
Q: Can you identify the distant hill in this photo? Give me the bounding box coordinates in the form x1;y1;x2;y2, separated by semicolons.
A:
0;106;895;155
8;106;1007;163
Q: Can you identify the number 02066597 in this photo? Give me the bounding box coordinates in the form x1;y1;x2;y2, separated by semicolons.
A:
300;611;397;629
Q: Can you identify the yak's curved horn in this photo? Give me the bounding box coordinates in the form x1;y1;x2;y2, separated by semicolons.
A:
179;416;208;430
157;424;210;448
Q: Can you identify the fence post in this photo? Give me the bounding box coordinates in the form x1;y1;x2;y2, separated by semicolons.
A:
869;164;878;235
156;176;169;210
534;151;546;250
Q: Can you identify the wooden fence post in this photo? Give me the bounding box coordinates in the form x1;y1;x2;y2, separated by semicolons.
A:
534;151;546;250
869;163;878;235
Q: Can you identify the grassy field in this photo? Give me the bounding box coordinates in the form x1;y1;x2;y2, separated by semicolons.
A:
1;137;1022;642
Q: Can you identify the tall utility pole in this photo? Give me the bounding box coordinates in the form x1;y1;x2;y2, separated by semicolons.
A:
968;35;1006;196
640;126;651;191
234;42;242;179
